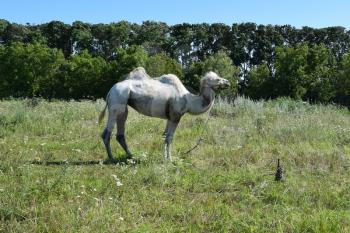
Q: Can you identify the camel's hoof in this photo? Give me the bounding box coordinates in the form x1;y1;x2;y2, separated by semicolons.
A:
104;157;118;164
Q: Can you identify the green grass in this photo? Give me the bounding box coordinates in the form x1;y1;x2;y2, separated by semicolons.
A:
0;97;350;232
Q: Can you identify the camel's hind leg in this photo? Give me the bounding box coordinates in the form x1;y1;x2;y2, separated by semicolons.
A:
116;107;132;158
102;109;117;161
164;120;179;161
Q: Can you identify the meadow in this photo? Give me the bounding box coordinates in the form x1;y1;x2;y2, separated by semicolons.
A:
0;97;350;232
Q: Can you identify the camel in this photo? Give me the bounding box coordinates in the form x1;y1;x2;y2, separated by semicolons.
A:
98;67;230;161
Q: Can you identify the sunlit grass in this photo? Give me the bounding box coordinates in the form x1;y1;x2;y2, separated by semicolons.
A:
0;97;350;232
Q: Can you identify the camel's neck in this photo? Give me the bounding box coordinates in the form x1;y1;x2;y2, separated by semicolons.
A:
187;87;215;115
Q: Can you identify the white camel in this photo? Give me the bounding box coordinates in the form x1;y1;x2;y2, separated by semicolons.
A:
99;67;230;161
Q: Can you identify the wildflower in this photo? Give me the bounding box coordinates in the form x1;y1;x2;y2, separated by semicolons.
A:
111;174;123;187
128;159;136;165
116;180;123;187
119;217;124;221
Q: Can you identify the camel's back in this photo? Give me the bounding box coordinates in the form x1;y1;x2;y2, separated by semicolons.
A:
157;74;189;95
122;67;189;96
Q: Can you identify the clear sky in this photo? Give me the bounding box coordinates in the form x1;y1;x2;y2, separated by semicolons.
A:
1;0;350;28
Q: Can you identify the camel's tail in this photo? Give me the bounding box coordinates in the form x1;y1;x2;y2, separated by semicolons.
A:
98;104;107;125
98;90;111;125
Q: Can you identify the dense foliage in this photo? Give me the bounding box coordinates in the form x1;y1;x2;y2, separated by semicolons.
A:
0;19;350;106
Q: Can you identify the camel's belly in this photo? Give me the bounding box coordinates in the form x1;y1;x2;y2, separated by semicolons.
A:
127;94;169;119
127;81;178;119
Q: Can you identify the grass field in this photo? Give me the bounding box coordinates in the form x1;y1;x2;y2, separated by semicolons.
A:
1;97;350;232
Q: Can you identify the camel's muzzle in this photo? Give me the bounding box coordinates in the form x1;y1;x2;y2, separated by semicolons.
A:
220;80;230;89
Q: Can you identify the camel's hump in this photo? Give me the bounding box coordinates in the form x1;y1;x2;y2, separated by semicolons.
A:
126;67;151;80
158;74;189;94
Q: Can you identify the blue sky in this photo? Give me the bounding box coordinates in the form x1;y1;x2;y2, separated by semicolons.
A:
1;0;350;28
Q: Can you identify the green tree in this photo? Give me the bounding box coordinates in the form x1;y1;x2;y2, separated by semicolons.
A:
109;21;134;50
65;50;109;99
91;21;134;58
41;21;72;57
334;53;350;106
0;19;10;44
2;23;29;43
275;44;309;99
145;53;183;78
71;21;93;54
229;23;257;76
135;21;169;55
111;45;148;77
304;44;336;102
168;23;194;68
275;43;336;101
0;42;65;98
243;64;273;99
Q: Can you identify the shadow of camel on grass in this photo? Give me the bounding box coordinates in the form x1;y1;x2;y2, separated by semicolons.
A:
30;157;139;166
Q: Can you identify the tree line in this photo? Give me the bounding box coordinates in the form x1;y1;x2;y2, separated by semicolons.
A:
0;19;349;106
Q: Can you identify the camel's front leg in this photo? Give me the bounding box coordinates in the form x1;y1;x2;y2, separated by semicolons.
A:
163;120;179;161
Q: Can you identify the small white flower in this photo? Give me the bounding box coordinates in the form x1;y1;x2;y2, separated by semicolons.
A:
119;217;124;221
24;136;28;144
111;174;123;187
40;143;46;146
116;181;123;187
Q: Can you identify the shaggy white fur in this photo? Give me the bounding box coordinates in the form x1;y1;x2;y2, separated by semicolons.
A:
99;67;230;161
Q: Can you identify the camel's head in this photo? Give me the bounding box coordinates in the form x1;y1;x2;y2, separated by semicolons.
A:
201;72;230;91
